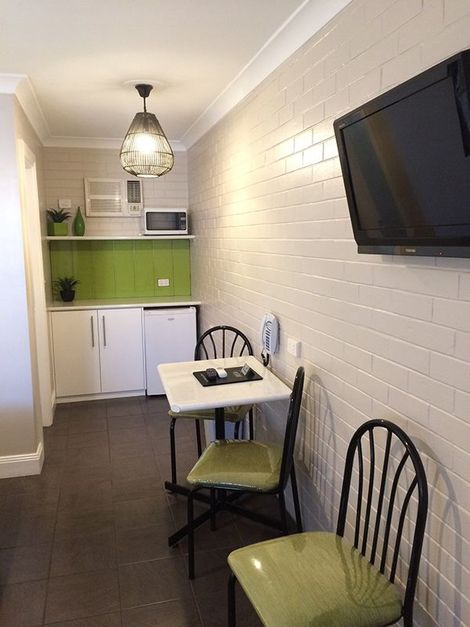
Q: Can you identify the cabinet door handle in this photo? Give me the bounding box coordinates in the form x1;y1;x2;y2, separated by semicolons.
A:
90;316;95;348
102;315;107;347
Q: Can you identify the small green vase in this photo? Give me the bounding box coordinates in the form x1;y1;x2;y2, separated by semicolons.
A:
73;206;85;236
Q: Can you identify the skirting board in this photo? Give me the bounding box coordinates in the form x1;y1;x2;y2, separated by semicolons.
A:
0;440;44;478
56;389;145;404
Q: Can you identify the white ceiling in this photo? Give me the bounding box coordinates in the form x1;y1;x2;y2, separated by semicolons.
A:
0;0;349;147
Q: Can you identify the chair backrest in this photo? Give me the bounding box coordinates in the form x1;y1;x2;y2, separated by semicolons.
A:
336;419;428;625
278;366;305;489
195;325;253;360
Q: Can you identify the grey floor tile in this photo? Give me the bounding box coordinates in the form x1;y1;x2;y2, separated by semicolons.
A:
63;445;110;470
59;464;113;488
0;542;51;584
110;454;160;482
55;508;115;540
0;487;60;515
45;569;120;624
0;579;48;626
117;522;179;564
50;529;116;576
196;588;262;627
113;497;174;531
0;510;56;548
61;401;108;422
44;612;122;626
107;414;146;431
59;481;113;513
119;556;192;609
68;416;108;435
67;431;109;450
107;397;144;418
140;395;170;414
111;476;166;503
122;599;202;626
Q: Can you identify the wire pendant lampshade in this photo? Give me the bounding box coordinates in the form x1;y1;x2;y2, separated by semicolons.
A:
120;84;174;177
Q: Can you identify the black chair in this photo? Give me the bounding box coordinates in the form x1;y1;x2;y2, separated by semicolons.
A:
184;366;305;579
227;418;428;626
168;325;254;486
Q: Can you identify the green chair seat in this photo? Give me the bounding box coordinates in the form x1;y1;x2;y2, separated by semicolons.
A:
187;440;282;491
168;404;252;423
228;531;402;627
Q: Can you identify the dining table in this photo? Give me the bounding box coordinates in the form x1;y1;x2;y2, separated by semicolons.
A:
157;354;292;545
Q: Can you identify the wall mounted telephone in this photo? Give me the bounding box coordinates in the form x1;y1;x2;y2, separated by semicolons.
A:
260;313;279;366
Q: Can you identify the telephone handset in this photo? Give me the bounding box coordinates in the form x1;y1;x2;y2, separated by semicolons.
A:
260;313;279;366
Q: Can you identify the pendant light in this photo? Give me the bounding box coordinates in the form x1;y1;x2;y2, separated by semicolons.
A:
120;83;174;177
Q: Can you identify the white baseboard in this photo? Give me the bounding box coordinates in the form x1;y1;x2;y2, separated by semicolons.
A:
0;440;44;478
56;389;145;404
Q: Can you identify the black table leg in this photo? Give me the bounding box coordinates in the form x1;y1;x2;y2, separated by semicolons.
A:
215;406;225;439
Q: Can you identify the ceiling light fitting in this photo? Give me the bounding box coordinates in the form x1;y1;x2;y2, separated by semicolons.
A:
120;83;174;178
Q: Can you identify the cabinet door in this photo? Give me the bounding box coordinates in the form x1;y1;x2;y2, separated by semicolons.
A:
51;311;101;397
99;308;144;393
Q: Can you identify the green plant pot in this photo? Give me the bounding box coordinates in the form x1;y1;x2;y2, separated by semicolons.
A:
48;222;68;236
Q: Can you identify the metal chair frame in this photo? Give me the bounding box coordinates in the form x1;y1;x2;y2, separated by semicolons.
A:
168;325;254;487
185;367;305;579
228;418;428;627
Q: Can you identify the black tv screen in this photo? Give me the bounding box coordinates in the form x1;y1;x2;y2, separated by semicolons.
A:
334;50;470;257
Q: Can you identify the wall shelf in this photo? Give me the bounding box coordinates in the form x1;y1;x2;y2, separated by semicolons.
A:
45;235;195;241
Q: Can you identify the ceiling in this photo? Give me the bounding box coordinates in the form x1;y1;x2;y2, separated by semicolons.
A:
0;0;348;147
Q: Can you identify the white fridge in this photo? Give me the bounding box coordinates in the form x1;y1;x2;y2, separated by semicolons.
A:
144;307;197;395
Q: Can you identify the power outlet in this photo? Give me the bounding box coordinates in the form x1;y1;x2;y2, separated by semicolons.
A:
58;199;71;209
287;338;301;357
157;278;170;287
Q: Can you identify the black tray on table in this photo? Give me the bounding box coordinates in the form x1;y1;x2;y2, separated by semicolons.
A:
193;366;262;387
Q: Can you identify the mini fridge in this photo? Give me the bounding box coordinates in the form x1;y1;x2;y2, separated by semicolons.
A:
144;307;197;395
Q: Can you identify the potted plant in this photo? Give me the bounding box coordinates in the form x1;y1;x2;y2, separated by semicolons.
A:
47;208;71;236
53;276;79;302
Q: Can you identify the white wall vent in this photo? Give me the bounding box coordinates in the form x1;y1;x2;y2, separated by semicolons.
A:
126;180;143;216
84;178;143;217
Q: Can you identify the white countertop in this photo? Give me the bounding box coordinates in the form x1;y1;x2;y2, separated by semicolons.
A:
158;355;291;413
48;296;201;311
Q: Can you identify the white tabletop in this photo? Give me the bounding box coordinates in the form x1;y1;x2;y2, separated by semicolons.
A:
158;355;291;413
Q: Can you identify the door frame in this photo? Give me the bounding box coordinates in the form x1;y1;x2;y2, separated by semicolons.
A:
17;138;53;428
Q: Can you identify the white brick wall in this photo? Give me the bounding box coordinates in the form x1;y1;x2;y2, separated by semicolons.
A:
188;1;470;625
43;147;188;236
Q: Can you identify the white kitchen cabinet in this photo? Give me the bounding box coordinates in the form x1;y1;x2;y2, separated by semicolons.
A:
51;307;144;398
51;310;101;397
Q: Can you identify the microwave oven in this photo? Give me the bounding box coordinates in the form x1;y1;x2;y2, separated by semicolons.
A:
144;208;188;235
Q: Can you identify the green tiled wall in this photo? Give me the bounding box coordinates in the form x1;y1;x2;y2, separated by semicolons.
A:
50;239;191;299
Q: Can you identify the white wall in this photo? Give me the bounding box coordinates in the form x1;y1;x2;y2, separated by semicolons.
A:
43;147;188;237
188;1;470;625
0;94;38;458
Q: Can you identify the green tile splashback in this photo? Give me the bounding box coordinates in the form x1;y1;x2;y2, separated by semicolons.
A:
50;240;191;299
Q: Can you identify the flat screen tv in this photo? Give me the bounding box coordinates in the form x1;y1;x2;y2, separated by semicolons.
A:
334;50;470;257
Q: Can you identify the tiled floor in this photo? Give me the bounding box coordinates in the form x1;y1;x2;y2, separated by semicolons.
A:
0;396;282;626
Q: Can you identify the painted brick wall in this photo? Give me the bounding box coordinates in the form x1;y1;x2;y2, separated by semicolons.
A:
43;147;188;236
188;1;470;625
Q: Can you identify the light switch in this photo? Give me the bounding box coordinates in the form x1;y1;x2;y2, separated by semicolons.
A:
58;199;72;209
287;338;301;357
157;278;170;287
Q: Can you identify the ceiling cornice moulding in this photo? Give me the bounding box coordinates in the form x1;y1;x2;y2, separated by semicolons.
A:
181;0;352;149
43;136;186;151
0;73;50;143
